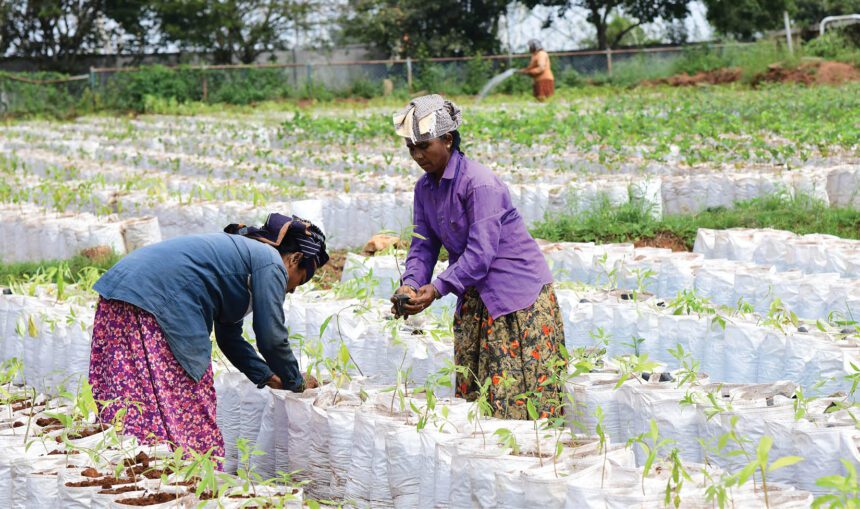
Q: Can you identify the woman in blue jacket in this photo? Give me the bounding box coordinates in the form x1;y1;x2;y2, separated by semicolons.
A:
89;213;327;460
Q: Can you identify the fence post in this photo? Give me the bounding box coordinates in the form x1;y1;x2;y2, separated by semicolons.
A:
605;49;613;77
201;68;208;102
406;57;413;91
306;63;313;98
783;11;794;55
89;67;97;109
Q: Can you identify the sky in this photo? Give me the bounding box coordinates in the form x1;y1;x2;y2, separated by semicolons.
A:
498;1;715;52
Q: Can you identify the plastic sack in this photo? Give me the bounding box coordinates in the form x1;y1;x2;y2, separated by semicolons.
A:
122;216;162;253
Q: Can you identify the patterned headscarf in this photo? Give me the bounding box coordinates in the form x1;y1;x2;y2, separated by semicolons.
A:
393;94;462;143
224;213;329;279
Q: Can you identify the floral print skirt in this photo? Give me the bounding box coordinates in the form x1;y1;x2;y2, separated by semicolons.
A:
453;284;566;420
89;298;224;461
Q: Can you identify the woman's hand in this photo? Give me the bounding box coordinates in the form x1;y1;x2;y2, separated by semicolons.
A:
390;285;418;317
402;284;439;315
303;373;320;391
264;374;284;390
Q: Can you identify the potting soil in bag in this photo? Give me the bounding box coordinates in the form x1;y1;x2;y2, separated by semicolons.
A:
214;372;244;474
270;389;291;477
367;414;408;508
237;377;270;468
699;318;727;382
25;468;64;509
566;372;622;440
792;426;860;494
304;403;332;499
520;443;632;509
107;488;194;509
248;391;276;479
121;216;162;253
90;489;148;509
11;455;77;509
562;461;622;509
385;427;425;509
449;447;533;509
57;466;138;509
326;405;357;499
694;261;736;307
616;382;704;463
284;390;318;484
722;321;767;383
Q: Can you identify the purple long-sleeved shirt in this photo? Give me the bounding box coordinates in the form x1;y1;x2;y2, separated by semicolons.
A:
401;151;553;319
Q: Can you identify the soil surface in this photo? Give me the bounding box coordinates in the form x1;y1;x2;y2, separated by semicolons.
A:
56;423;109;442
49;449;80;455
80;245;114;263
126;465;171;479
66;476;135;488
651;67;743;86
117;492;183;506
98;485;140;495
315;249;347;289
633;231;690;252
122;451;151;468
650;60;859;87
36;417;62;427
11;400;37;411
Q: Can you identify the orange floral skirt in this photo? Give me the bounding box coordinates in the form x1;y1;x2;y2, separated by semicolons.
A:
453;285;565;419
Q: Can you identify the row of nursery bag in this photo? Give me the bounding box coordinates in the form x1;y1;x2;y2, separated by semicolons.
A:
695;227;860;279
558;288;858;395
10;129;857;214
343;243;860;322
566;368;860;496
0;383;303;509
1;279;856;401
0;204;161;263
0;294;94;392
214;373;815;508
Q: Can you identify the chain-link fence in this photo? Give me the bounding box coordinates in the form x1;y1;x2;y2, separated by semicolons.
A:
0;43;754;116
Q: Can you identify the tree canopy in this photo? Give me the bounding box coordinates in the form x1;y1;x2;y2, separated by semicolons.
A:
703;0;860;40
339;0;510;58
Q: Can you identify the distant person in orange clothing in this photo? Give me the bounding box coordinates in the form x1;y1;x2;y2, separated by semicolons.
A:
521;39;554;101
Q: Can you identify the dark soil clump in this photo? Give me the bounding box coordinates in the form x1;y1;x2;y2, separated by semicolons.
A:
98;485;140;495
66;477;135;488
36;417;62;427
116;492;183;506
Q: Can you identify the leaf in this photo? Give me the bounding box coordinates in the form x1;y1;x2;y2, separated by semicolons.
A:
768;456;803;472
526;398;539;421
319;315;333;338
756;435;773;465
736;462;758;486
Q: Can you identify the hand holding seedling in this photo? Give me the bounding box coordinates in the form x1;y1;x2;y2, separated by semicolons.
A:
390;284;438;317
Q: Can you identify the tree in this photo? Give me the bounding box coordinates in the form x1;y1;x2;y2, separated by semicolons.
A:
703;0;860;40
103;0;161;57
529;0;693;50
793;0;860;27
339;0;510;58
0;0;106;72
154;0;315;64
702;0;790;40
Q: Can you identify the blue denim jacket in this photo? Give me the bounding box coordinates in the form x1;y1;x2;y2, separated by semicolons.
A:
93;233;304;391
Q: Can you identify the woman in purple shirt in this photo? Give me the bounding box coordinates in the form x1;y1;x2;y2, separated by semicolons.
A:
390;94;565;420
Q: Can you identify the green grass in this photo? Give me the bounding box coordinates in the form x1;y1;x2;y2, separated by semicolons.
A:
531;193;860;249
0;252;121;287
